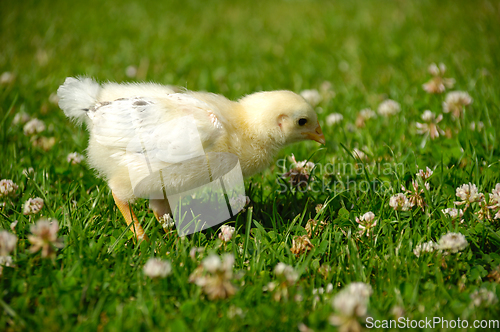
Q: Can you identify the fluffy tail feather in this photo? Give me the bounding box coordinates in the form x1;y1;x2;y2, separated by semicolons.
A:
57;77;100;125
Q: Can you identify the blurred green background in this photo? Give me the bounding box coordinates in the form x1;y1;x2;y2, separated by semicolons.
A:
2;0;499;99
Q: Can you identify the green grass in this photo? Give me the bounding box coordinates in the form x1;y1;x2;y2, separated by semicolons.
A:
1;0;500;331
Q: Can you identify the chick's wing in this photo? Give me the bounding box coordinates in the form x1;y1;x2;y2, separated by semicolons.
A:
90;94;225;154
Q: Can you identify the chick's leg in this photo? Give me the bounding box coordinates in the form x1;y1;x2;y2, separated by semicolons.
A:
112;191;148;241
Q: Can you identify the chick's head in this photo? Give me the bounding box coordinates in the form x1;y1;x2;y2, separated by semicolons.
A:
239;91;325;145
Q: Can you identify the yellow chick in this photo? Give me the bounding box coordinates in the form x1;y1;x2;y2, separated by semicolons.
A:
58;77;325;239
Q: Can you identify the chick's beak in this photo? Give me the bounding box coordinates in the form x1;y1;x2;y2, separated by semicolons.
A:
303;122;325;144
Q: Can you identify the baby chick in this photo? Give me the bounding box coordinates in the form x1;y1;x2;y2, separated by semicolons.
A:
58;77;324;239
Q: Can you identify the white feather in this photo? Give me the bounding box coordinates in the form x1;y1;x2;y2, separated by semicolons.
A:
57;77;101;126
99;81;178;101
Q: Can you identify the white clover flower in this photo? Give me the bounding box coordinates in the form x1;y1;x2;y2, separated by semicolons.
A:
320;81;333;92
202;254;222;273
190;253;236;300
282;154;315;188
488;184;500;219
305;218;326;237
320;81;336;100
437;63;447;74
444;91;473;109
389;193;412;211
268;269;296;300
443;91;472;118
227;306;245;319
290;235;314;256
274;262;287;275
416;113;444;140
300;89;322;106
0;255;13;267
358;212;373;223
0;231;17;256
13;111;30;125
492;183;500;195
32;136;57;151
455;183;484;205
159;214;175;231
125;66;138;78
263;281;277;293
326;113;343;126
274;262;299;285
437;232;468;253
363;213;376;226
470;288;498;307
22;168;34;177
416;167;433;181
422;63;455;94
441;208;464;219
377;99;401;117
489;183;500;204
28;219;64;258
318;264;332;279
355;108;376;128
0;255;14;276
421;110;435;122
189;247;204;260
23;118;46;135
228;195;249;212
10;220;18;231
358;211;375;223
143;258;172;279
200;254;235;277
391;305;405;319
413;240;437;257
470;121;484;132
218;225;235;242
67;152;84;165
23;197;44;215
0;179;18;198
330;282;372;329
423;80;445;94
48;93;59;105
291;156;315;170
428;63;441;76
221;253;235;272
326;283;334;293
356;212;377;236
313;287;325;295
352;148;367;161
313;283;334;296
345;282;372;299
402;179;429;210
0;72;14;84
200;253;235;275
359;108;376;119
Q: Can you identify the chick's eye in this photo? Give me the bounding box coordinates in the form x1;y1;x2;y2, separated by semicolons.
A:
298;118;308;126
